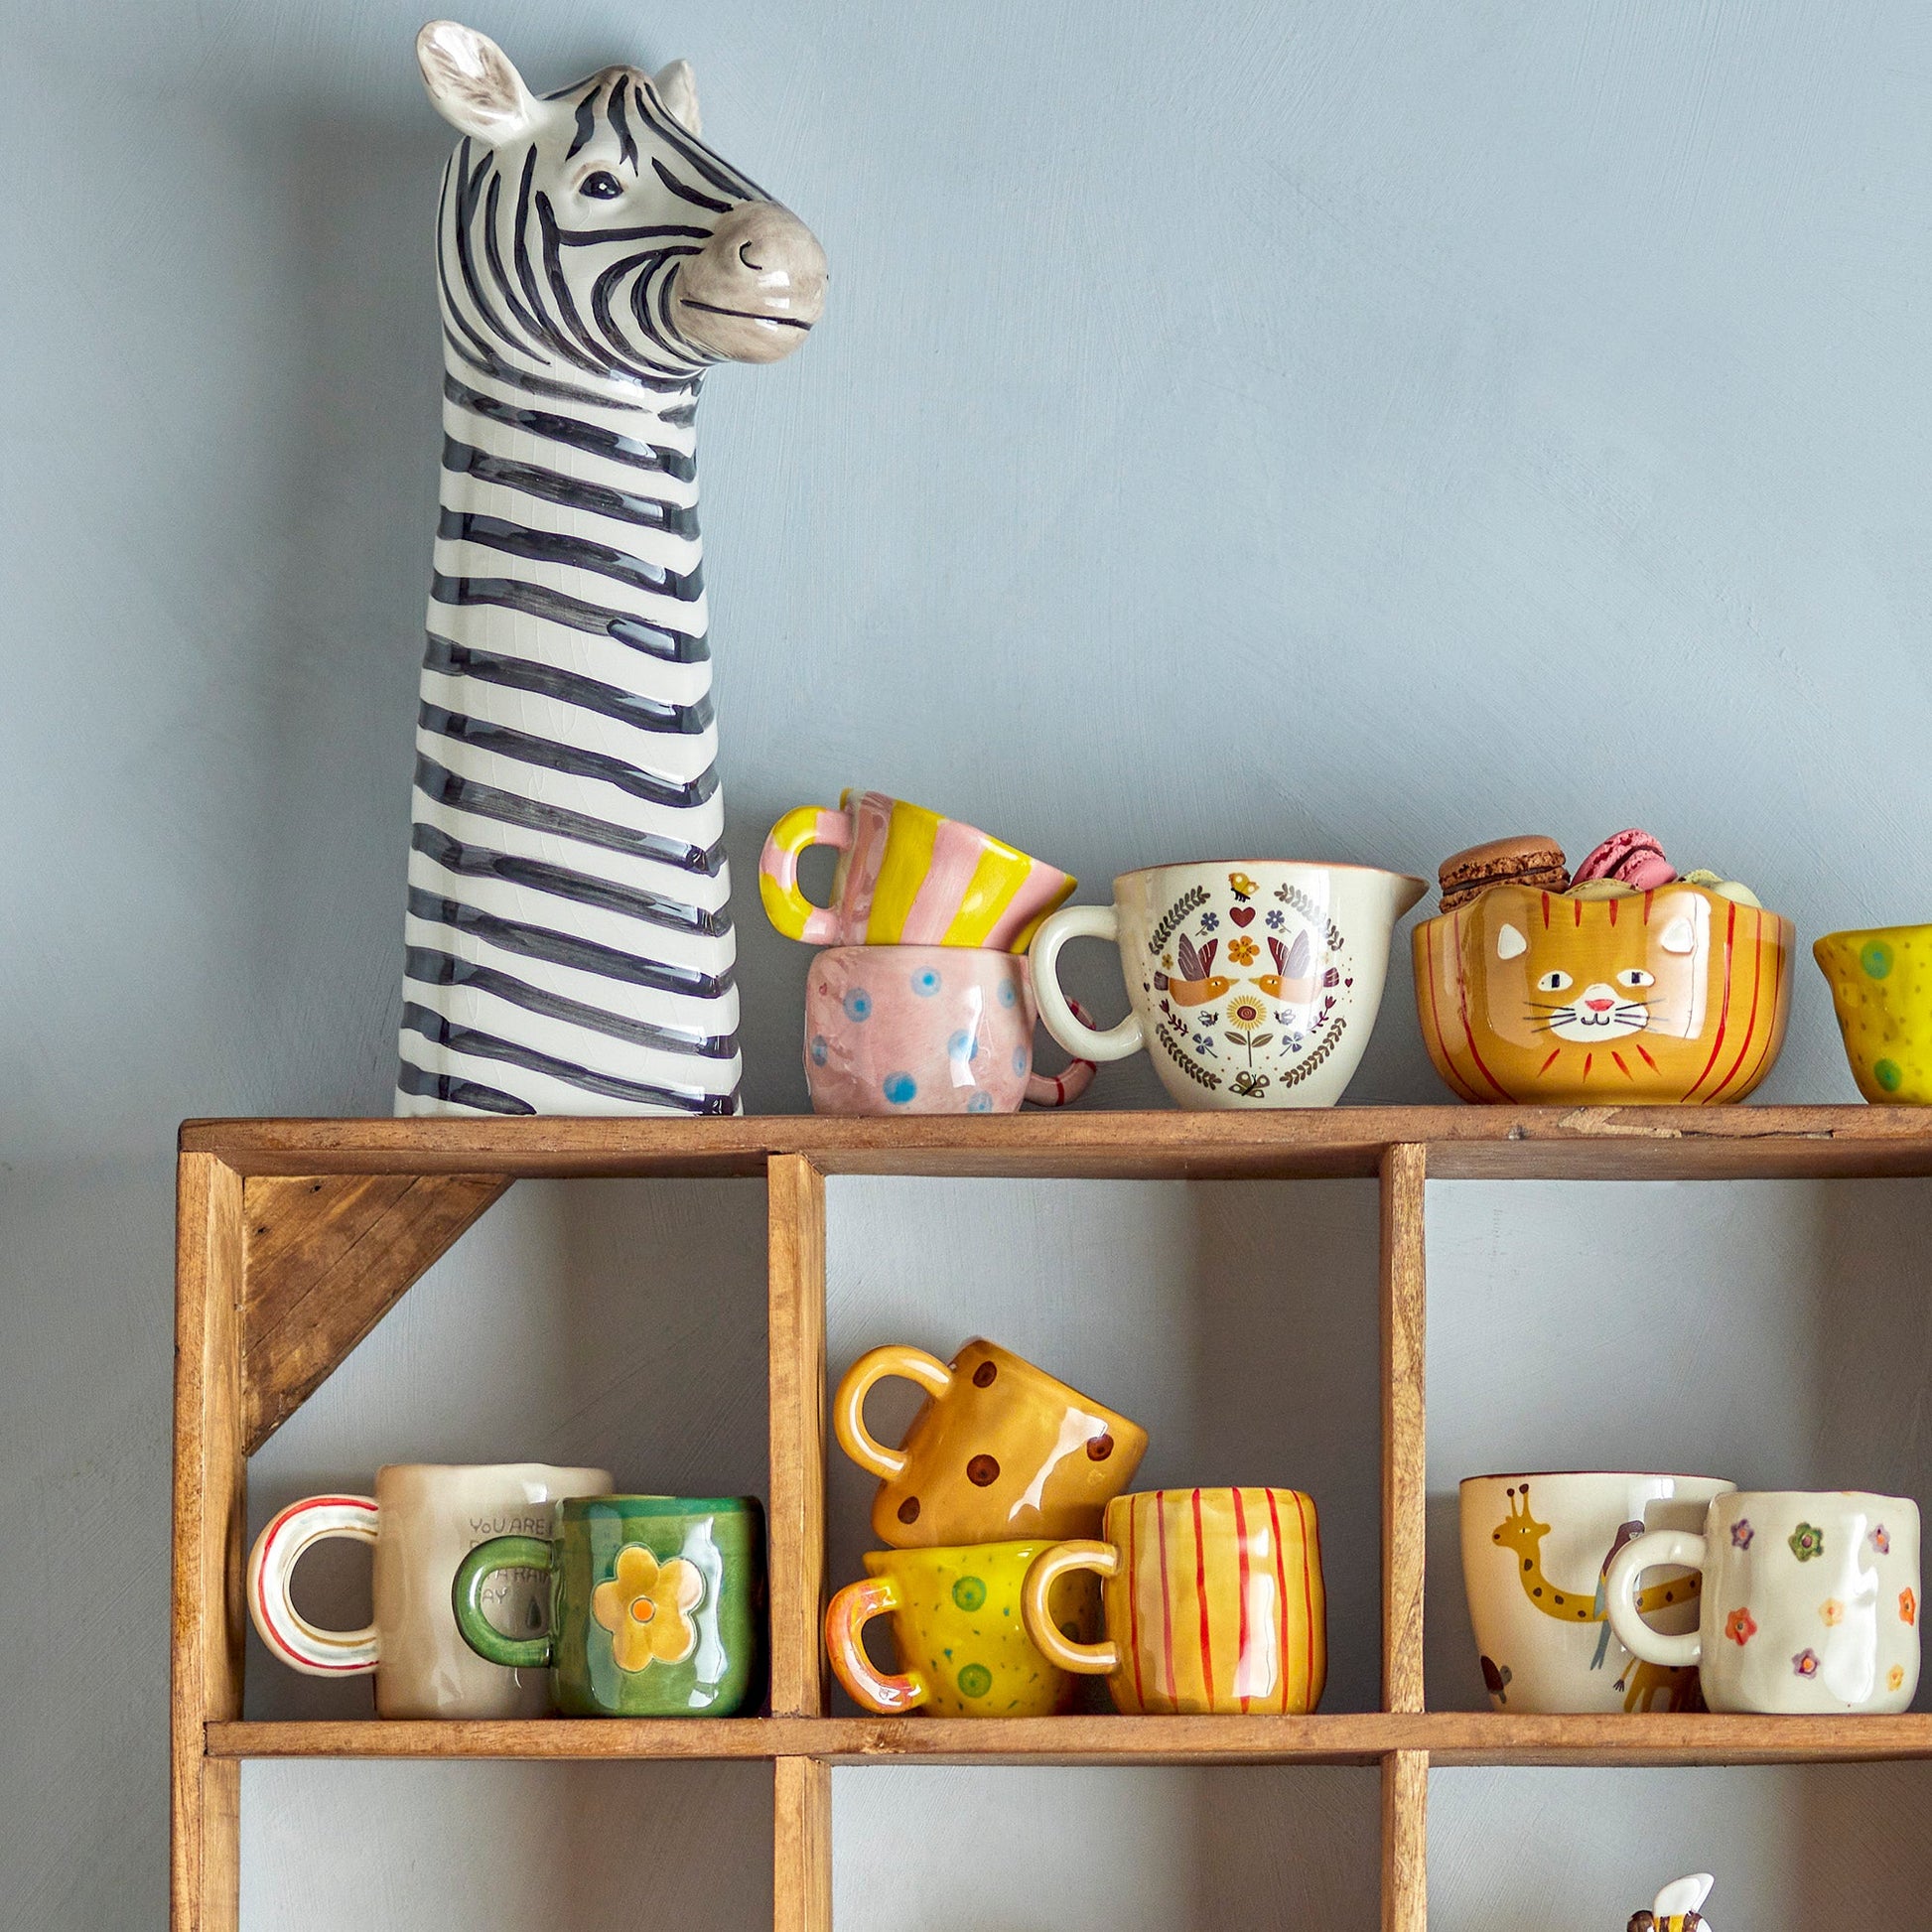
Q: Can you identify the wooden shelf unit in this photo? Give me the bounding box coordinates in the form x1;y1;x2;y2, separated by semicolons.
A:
171;1106;1932;1932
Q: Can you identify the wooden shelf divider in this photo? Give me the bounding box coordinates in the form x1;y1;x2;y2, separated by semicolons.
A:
170;1108;1932;1932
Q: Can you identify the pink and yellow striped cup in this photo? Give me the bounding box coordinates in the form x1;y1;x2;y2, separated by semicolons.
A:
1021;1487;1326;1716
759;790;1075;953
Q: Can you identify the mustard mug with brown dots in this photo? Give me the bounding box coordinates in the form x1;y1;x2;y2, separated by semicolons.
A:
834;1338;1148;1549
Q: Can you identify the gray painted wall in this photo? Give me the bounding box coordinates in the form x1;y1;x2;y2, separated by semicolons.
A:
7;0;1932;1924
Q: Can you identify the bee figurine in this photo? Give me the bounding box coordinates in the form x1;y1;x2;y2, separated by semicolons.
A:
1628;1871;1714;1932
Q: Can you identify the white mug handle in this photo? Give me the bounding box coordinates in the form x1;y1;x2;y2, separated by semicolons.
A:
246;1494;381;1676
1604;1528;1706;1670
1031;905;1145;1062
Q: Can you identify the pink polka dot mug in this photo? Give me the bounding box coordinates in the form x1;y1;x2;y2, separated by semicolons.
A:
803;945;1095;1115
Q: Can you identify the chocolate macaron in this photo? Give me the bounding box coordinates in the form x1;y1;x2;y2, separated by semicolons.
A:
1438;835;1570;912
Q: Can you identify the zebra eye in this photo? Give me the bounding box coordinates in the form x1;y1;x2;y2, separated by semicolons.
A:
1536;970;1573;993
1617;968;1656;989
580;171;624;201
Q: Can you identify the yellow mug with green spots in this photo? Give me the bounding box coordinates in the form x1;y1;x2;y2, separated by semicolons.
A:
823;1541;1099;1717
759;789;1075;952
1815;924;1932;1103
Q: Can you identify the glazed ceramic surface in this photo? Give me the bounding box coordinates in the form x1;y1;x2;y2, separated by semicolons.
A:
1631;1873;1717;1932
759;790;1074;951
246;1462;613;1718
834;1338;1147;1550
453;1495;765;1717
1022;1487;1326;1716
802;945;1093;1115
396;24;826;1119
1814;924;1932;1102
1458;1472;1735;1714
1414;881;1793;1104
1606;1490;1920;1714
823;1541;1099;1717
1032;861;1425;1108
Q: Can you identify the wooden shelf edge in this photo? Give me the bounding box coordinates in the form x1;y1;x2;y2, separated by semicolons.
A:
176;1106;1932;1179
206;1711;1932;1766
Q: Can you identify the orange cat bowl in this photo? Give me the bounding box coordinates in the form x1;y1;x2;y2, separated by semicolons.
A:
1413;882;1793;1104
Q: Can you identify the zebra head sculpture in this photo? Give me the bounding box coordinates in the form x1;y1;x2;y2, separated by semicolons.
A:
417;19;826;381
398;24;825;1118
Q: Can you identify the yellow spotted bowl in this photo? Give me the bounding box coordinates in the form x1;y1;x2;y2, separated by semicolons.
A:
1814;924;1932;1102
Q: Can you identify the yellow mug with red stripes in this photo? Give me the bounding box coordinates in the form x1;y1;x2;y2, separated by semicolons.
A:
759;789;1074;953
1021;1487;1326;1716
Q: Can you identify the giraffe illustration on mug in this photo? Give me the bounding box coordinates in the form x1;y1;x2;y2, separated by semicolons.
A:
1491;1484;1703;1712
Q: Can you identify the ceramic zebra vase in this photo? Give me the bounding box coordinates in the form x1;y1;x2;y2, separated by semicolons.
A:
397;21;825;1117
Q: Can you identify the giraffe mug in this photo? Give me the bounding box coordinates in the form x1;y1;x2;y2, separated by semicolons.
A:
1458;1472;1735;1714
759;789;1076;952
247;1462;613;1718
1606;1489;1921;1714
1032;861;1426;1109
1021;1487;1327;1715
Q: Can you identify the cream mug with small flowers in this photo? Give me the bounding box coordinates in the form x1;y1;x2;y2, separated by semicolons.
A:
1032;861;1425;1108
1607;1490;1920;1714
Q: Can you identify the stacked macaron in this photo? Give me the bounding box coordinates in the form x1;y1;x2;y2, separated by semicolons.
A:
1435;828;1761;912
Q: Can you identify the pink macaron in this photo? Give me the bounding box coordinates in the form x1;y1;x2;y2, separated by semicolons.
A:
1572;828;1677;892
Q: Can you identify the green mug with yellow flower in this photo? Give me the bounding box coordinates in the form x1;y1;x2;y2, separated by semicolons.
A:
453;1495;765;1717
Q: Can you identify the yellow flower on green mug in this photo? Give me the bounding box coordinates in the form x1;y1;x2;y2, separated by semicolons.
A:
593;1544;703;1673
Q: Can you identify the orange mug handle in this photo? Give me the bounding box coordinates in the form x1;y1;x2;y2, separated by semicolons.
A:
824;1576;926;1714
832;1344;955;1484
1022;1541;1121;1675
759;805;852;943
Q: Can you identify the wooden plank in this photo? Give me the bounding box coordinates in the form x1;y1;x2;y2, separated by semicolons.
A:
181;1106;1932;1181
767;1155;828;1718
205;1709;1932;1764
239;1171;509;1450
172;1155;245;1932
1380;1145;1427;1715
772;1755;832;1932
1381;1750;1427;1932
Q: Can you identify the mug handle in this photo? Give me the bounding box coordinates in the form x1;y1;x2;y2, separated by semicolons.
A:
1025;997;1098;1107
824;1576;926;1713
1030;906;1146;1062
832;1343;955;1483
451;1535;555;1671
1604;1528;1707;1670
246;1494;380;1677
1022;1541;1122;1675
759;805;851;943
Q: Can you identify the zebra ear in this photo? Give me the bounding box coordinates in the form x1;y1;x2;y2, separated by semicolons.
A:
652;60;701;136
417;21;538;143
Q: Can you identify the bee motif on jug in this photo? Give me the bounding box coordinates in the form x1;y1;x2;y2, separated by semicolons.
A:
1141;873;1356;1100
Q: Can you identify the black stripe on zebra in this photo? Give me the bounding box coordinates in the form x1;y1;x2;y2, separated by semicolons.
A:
413;753;727;875
443;372;697;483
407;886;735;999
651;157;733;215
400;1004;738;1114
405;946;736;1058
482;173;557;357
608;76;639;172
438;509;703;603
417;703;720;809
451;139;545;367
422;632;714;736
411;821;729;935
444;329;697;412
441;437;700;540
427;573;706;665
396;1055;536;1116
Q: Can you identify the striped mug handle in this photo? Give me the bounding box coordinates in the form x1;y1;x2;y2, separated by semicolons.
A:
1022;1541;1122;1675
758;805;852;943
246;1494;380;1677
